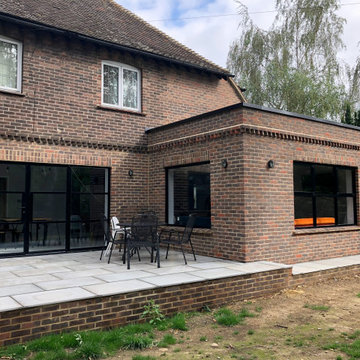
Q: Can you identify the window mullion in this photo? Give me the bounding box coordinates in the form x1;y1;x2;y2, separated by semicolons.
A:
119;66;122;108
334;167;339;225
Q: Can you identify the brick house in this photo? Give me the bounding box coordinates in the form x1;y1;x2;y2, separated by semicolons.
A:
0;0;359;264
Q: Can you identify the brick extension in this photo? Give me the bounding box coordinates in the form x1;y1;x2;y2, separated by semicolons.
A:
147;103;360;264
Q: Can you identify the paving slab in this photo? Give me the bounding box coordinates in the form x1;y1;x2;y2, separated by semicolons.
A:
142;272;204;286
191;267;247;280
0;284;43;297
84;279;155;296
145;264;199;275
1;274;61;287
13;287;94;307
95;270;154;282
36;277;105;291
0;296;22;311
54;268;113;280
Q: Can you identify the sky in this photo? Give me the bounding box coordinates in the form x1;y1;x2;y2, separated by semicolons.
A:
116;0;360;70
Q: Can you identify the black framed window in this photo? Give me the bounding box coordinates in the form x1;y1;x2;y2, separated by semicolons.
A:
167;162;211;228
294;162;356;228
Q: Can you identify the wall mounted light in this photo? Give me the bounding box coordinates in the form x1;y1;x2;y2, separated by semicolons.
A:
128;169;134;177
267;160;275;169
221;159;228;169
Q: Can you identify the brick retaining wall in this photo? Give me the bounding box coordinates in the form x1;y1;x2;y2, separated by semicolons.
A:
2;263;360;347
0;267;290;347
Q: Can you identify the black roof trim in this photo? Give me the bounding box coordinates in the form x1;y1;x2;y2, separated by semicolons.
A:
146;102;360;134
242;103;360;131
0;12;232;79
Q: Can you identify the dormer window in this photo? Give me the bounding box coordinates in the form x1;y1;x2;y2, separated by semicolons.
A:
101;61;141;112
0;36;22;92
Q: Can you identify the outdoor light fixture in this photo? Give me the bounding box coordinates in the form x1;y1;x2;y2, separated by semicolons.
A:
267;160;275;169
221;159;228;168
128;169;134;177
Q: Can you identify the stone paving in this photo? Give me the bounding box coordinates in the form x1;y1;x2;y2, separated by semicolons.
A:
0;250;289;312
1;250;360;313
291;254;360;275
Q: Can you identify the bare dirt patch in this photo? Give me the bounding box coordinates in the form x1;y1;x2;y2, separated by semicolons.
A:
110;275;360;360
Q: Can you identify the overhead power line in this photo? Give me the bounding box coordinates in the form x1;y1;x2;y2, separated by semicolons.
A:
147;2;360;23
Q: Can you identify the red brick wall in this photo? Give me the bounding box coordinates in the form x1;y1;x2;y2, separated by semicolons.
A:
147;104;360;264
0;138;149;222
0;22;240;147
0;20;240;227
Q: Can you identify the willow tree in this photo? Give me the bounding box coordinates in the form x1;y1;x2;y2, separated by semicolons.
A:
227;0;349;120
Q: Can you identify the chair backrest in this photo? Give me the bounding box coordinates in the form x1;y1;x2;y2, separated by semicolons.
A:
110;216;120;237
181;214;196;243
99;216;112;243
131;213;158;244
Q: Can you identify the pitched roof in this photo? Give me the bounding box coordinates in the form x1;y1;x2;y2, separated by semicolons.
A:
0;0;231;77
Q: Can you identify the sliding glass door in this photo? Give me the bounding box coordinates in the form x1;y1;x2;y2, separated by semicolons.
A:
0;163;26;255
0;162;109;256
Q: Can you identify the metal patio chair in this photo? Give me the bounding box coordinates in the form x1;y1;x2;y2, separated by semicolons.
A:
159;214;196;265
99;216;126;264
126;212;160;269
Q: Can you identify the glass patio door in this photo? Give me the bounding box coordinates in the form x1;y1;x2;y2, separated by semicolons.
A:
0;163;26;255
0;162;109;256
28;165;67;252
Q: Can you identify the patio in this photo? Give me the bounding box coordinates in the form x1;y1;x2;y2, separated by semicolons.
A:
0;250;290;312
1;250;360;346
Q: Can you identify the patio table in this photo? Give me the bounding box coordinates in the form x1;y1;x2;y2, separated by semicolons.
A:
118;220;162;269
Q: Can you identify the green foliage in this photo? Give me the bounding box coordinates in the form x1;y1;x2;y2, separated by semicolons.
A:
132;356;157;360
215;307;255;327
324;330;360;358
157;333;177;347
304;303;330;311
344;102;353;125
0;323;155;360
357;293;360;298
227;0;360;121
200;336;207;342
141;300;165;326
169;313;187;331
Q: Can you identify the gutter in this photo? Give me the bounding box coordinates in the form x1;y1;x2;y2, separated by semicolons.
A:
0;12;232;79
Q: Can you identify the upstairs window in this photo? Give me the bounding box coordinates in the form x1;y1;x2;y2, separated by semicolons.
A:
0;36;22;92
294;162;356;228
101;61;141;111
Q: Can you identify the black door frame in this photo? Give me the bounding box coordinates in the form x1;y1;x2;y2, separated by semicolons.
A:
0;161;110;257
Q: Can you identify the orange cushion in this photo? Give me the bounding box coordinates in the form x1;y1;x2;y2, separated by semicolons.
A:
294;217;335;227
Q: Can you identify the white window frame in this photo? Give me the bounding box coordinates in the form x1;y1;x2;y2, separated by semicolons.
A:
101;60;141;112
0;35;22;93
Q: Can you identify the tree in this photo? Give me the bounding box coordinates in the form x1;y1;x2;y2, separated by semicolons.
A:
343;102;353;125
227;0;354;121
354;110;360;127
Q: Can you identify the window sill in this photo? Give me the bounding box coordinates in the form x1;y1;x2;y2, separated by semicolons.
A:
96;105;146;116
292;225;360;236
0;89;24;96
